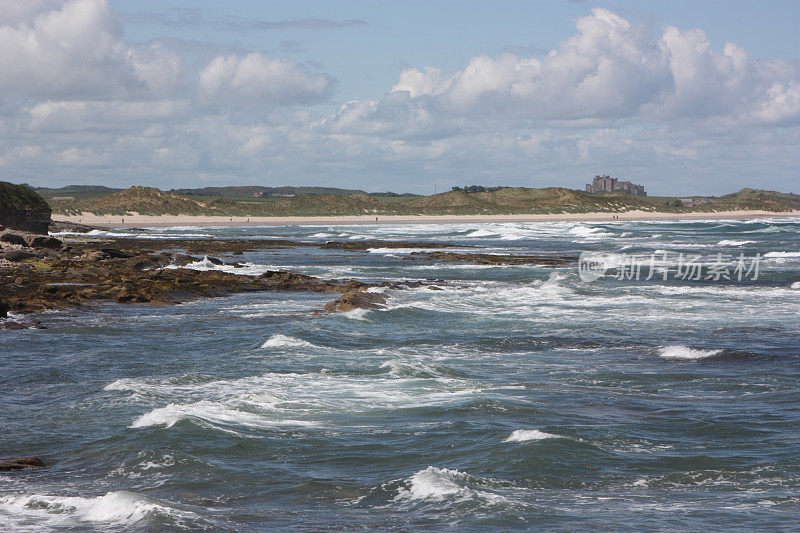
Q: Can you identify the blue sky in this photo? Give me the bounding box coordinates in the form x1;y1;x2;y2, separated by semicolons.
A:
1;0;798;194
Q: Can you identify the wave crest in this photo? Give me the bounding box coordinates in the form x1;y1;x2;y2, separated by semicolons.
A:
504;429;560;442
0;491;196;528
658;345;722;360
261;334;315;348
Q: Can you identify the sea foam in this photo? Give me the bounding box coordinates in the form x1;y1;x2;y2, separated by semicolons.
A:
0;491;195;528
658;345;722;360
261;334;315;348
717;239;755;247
763;251;800;258
394;466;508;505
504;429;560;442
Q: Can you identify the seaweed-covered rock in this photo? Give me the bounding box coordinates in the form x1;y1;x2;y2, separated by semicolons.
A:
0;457;46;470
3;249;35;262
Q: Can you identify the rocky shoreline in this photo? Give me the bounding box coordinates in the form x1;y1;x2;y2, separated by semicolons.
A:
0;229;452;329
1;226;575;330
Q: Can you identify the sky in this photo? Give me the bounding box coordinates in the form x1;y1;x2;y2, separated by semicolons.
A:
0;0;798;195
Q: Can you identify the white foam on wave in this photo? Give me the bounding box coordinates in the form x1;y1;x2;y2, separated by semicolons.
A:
112;366;482;432
464;228;499;238
0;491;195;528
791;282;800;290
342;308;371;320
394;466;508;505
367;247;441;254
658;345;722;360
717;239;756;247
763;251;800;258
261;334;315;348
168;256;277;276
130;400;318;430
568;225;614;238
504;429;560;442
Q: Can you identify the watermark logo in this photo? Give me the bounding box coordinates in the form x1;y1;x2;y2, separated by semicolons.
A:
578;252;761;283
578;252;609;282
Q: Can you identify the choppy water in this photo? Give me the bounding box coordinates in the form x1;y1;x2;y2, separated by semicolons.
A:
2;218;799;531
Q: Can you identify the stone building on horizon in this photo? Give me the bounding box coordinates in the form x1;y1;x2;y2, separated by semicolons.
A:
585;175;646;196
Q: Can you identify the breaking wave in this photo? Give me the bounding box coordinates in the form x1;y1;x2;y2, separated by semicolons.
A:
717;239;755;247
658;345;723;360
504;429;561;442
393;467;509;505
261;334;315;348
0;491;197;529
763;251;800;258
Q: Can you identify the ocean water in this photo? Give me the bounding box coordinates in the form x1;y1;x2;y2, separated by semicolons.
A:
2;218;799;531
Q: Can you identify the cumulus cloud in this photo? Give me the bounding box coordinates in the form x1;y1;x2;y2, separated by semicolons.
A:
0;3;796;194
198;53;334;107
0;0;184;100
382;8;799;127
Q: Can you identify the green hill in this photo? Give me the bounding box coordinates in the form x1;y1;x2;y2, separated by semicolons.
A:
35;185;122;200
50;186;206;215
45;185;800;217
709;189;800;211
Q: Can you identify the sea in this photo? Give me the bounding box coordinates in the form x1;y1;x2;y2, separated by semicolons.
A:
2;218;799;531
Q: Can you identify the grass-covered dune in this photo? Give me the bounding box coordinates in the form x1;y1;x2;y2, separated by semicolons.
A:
44;185;800;217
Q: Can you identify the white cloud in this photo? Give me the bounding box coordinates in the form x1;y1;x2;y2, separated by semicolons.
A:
0;4;796;194
0;0;184;100
382;8;799;127
198;53;334;107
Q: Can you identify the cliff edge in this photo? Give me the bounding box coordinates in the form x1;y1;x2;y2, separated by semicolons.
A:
0;181;52;234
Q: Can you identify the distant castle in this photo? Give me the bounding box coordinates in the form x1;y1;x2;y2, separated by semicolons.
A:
585;175;646;196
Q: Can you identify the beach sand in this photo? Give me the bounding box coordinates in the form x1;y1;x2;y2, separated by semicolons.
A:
52;210;800;228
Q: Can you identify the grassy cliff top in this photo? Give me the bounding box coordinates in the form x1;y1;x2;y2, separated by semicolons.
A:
0;181;51;212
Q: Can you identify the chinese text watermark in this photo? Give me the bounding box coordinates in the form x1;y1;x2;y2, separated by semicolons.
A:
578;252;761;283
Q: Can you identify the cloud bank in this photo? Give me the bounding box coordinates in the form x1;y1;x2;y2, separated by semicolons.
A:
0;2;797;194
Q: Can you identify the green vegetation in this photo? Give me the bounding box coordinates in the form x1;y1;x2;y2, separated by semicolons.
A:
44;185;800;217
34;185;122;200
0;181;51;211
168;185;419;200
50;186;206;216
451;185;507;193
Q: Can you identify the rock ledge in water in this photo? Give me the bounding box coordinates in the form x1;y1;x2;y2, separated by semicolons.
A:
0;457;46;471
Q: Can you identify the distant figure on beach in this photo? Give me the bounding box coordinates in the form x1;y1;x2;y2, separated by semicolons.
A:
121;217;124;224
375;217;378;222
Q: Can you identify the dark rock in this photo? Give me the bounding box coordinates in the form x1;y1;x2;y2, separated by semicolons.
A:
26;236;63;249
205;256;224;265
0;457;46;470
3;249;34;262
0;231;27;246
82;251;109;262
39;249;64;261
0;300;8;317
323;290;386;312
100;248;132;259
406;251;575;267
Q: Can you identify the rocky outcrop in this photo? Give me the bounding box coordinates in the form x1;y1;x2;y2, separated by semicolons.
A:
0;457;46;471
0;235;443;327
3;249;35;262
0;182;51;234
323;290;386;312
405;251;575;266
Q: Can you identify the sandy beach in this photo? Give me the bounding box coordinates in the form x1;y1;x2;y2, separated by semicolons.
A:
52;210;800;228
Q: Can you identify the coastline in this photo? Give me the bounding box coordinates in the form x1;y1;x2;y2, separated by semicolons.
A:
52;210;800;228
